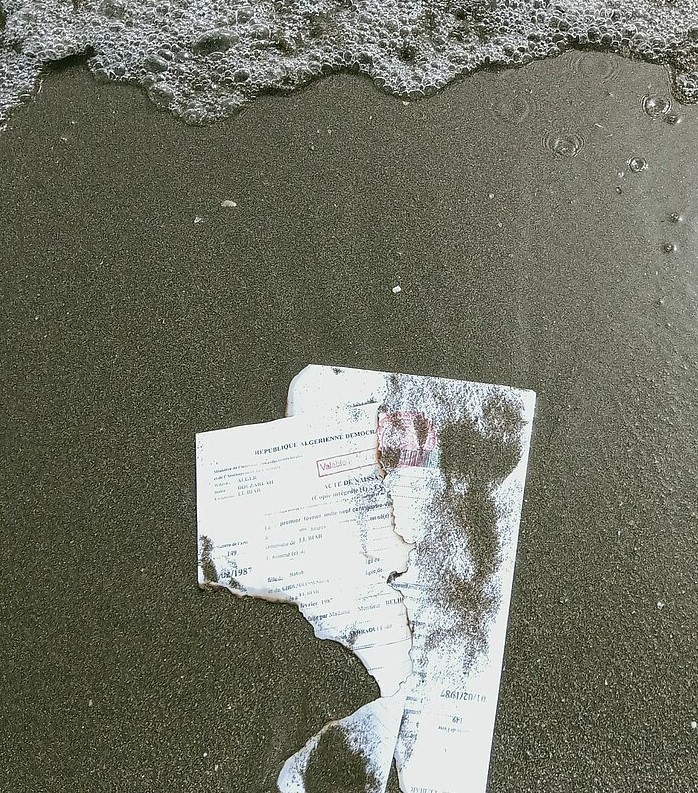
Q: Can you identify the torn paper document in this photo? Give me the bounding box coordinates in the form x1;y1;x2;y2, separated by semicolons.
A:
196;366;535;793
195;403;412;696
287;366;536;793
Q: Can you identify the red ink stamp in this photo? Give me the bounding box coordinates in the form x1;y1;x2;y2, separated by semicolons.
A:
377;411;437;468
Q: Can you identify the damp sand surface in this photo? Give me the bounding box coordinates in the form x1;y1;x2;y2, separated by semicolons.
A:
1;52;697;791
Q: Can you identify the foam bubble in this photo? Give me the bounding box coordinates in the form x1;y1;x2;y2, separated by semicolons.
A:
1;0;698;128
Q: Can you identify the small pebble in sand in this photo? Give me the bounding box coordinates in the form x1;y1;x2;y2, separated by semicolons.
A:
691;721;697;730
392;285;402;294
662;242;676;254
194;216;204;224
221;200;237;208
488;193;495;200
657;600;665;610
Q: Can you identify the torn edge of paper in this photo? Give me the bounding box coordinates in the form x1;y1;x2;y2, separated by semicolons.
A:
286;365;536;793
196;366;536;793
195;403;416;695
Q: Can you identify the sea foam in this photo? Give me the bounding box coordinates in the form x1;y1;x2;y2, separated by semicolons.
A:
1;0;697;128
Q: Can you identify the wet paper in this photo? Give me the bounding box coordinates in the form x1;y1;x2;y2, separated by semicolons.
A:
195;404;412;694
196;367;535;793
288;366;536;793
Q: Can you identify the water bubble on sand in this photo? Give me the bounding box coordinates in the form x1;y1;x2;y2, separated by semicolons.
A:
144;54;169;73
192;29;239;55
147;82;176;106
543;132;585;158
641;94;671;118
236;7;254;24
628;155;648;173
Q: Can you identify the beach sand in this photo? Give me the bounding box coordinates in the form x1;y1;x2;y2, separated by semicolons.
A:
1;52;697;791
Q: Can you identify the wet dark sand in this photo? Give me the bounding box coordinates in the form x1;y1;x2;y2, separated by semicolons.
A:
1;53;697;791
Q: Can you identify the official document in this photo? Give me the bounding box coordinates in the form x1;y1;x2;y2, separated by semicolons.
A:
196;404;412;694
196;366;536;793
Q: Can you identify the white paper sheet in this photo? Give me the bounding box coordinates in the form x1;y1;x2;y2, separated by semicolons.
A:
196;404;412;694
196;366;535;793
287;366;536;793
195;404;414;791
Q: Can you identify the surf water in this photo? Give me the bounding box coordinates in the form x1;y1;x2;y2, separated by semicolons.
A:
1;0;697;128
